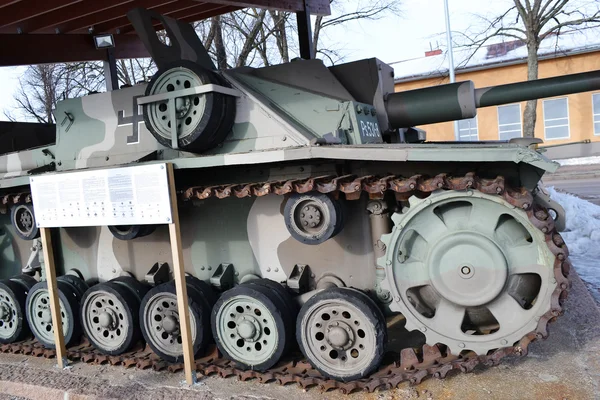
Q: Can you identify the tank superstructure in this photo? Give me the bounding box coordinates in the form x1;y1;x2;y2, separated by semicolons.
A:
0;7;591;388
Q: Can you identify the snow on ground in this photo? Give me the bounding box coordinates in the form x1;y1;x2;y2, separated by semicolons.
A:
556;156;600;166
547;186;600;304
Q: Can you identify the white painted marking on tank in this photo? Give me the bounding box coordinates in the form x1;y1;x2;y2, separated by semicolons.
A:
247;195;288;282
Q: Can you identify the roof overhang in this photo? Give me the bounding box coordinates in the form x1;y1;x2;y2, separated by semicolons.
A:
0;0;330;67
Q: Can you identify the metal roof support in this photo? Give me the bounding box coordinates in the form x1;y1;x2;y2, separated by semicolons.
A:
296;1;313;60
104;48;119;91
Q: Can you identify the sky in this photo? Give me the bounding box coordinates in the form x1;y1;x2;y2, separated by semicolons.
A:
1;0;598;121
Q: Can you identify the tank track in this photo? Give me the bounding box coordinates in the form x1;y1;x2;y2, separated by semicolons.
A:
0;172;571;394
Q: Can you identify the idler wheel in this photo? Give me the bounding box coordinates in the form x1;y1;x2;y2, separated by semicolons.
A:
296;287;387;382
0;279;31;343
211;283;289;371
81;281;140;355
25;280;82;348
11;204;39;241
139;279;211;363
284;192;344;245
143;60;233;153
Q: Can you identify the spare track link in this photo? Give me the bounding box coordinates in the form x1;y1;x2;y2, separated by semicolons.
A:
1;172;570;394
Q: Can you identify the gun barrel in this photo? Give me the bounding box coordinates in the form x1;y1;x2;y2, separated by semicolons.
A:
386;70;600;129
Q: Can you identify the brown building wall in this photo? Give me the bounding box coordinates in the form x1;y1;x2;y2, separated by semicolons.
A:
394;51;600;144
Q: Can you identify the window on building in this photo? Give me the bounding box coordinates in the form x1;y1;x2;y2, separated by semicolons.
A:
458;116;478;141
497;104;522;140
543;98;570;140
593;93;600;135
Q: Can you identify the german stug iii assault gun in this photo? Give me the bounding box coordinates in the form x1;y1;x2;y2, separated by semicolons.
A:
0;7;597;390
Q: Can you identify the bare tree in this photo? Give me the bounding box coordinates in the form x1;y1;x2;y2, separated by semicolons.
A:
460;0;600;137
196;0;400;68
7;58;156;122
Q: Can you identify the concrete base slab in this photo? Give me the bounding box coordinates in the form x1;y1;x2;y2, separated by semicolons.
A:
0;270;598;400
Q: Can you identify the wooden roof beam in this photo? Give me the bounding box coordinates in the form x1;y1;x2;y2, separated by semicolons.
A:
45;0;178;34
0;0;82;27
92;1;218;34
0;33;150;66
0;0;134;34
112;3;233;34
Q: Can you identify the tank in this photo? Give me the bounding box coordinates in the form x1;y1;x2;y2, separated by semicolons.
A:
0;7;591;390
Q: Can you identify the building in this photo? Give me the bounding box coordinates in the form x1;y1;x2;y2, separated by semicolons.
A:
392;28;600;146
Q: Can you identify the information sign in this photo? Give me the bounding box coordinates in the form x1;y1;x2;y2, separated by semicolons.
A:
29;163;172;227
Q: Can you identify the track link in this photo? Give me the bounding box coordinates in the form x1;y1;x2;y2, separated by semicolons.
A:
0;172;571;394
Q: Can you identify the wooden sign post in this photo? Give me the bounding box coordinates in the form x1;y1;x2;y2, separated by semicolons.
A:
39;227;68;369
166;163;196;384
30;162;196;383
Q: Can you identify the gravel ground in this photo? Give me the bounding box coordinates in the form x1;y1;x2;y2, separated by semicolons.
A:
0;270;598;400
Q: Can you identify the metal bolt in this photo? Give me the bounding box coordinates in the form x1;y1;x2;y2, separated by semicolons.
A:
208;266;212;271
274;268;279;272
560;283;568;290
200;266;205;271
420;327;427;332
522;203;530;209
458;343;465;348
386;260;391;266
394;296;400;302
266;268;271;272
282;136;287;141
234;272;239;276
501;339;508;345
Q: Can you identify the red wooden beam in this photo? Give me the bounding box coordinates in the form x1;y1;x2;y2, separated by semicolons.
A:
41;0;178;34
0;0;134;34
91;1;215;34
0;0;22;9
115;4;236;34
0;0;82;27
0;33;150;66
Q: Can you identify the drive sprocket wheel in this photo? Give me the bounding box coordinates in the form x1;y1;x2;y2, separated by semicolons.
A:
378;190;557;356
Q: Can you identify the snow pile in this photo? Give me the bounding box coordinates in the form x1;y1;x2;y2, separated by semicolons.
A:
556;156;600;166
546;186;600;302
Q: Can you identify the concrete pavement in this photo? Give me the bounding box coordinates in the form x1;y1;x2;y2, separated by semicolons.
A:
543;164;600;205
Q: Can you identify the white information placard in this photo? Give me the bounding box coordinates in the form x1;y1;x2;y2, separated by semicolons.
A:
29;163;172;228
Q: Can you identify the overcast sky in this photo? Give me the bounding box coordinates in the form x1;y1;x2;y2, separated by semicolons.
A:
0;0;595;121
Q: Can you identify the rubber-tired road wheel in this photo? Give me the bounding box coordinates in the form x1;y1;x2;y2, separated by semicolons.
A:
143;60;232;153
246;279;297;352
212;283;289;371
0;279;31;343
110;276;150;305
57;275;89;300
11;204;40;241
296;287;387;382
25;280;82;348
80;281;140;355
139;280;211;363
284;192;344;245
108;225;156;241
